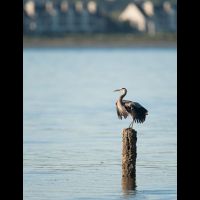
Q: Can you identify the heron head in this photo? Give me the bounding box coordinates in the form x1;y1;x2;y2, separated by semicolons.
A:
113;88;127;94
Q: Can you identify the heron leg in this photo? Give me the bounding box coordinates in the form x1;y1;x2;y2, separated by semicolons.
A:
129;120;134;128
131;121;134;128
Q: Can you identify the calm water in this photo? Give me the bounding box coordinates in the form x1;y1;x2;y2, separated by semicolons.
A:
23;47;177;200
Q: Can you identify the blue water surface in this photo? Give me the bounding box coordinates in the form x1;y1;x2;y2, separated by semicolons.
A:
24;47;177;200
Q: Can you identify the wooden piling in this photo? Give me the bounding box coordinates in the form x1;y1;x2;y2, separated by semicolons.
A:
121;128;137;191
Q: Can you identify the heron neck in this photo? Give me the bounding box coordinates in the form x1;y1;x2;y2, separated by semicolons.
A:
119;91;127;101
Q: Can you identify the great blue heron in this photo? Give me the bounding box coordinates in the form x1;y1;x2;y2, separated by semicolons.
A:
114;88;148;128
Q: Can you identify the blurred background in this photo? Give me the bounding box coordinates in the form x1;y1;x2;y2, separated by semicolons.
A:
23;0;176;46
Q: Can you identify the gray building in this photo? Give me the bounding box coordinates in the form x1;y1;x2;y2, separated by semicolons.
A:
23;0;177;35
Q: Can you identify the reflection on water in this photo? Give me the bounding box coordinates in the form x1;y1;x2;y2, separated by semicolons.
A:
122;177;136;196
23;47;177;200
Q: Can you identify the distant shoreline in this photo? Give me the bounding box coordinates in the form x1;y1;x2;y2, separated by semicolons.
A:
23;34;177;48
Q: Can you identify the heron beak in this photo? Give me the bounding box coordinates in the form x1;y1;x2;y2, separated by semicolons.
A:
113;89;120;92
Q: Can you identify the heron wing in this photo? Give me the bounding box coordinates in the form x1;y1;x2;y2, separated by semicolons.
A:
115;102;122;119
115;101;129;119
123;100;148;123
132;102;148;123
